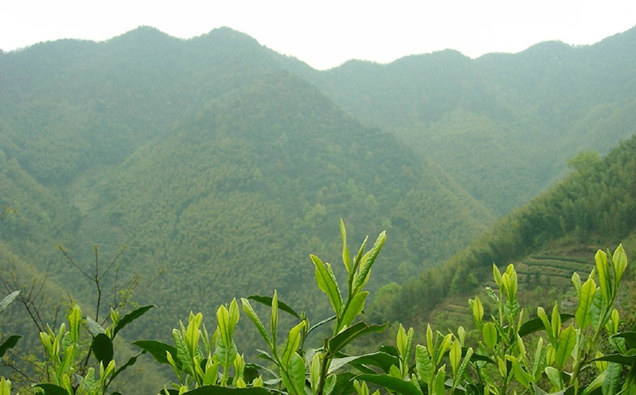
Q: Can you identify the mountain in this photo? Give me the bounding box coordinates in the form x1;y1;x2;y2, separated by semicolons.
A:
384;134;636;331
298;26;636;216
2;24;636;391
0;27;493;345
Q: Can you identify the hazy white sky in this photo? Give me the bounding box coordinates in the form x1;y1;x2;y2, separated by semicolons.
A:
1;1;634;70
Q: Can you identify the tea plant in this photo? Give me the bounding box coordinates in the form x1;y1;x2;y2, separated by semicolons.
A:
136;220;391;395
134;301;268;394
2;222;635;395
34;303;153;395
137;224;634;394
0;246;154;395
242;219;389;395
368;245;635;395
1;291;21;394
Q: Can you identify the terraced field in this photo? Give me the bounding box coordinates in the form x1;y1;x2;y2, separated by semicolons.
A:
423;245;623;331
427;298;474;333
517;251;596;288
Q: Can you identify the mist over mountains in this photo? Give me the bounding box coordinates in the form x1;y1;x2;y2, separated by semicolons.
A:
299;27;636;214
1;25;635;344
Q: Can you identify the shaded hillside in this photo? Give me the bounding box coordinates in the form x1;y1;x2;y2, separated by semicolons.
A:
0;27;296;185
300;26;636;216
0;27;493;345
386;134;636;329
78;70;494;339
0;147;79;262
2;25;636;391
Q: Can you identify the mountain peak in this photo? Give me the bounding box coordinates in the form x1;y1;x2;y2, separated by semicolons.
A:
108;25;174;43
190;26;262;49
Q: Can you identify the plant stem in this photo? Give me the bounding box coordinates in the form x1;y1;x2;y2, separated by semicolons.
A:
569;356;585;387
316;339;330;395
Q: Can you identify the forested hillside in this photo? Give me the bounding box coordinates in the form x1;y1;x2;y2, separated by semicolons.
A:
0;26;493;345
300;27;636;215
1;25;636;379
386;135;636;332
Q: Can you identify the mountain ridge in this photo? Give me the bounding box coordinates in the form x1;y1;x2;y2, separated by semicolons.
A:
385;133;636;332
0;22;634;363
297;25;636;215
0;27;494;350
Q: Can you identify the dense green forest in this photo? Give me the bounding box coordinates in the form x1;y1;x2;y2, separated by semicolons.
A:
1;25;636;392
0;26;493;337
385;135;636;334
298;28;636;215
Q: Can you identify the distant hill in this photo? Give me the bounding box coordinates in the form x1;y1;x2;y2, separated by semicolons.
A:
1;22;635;338
2;24;636;391
298;26;636;215
385;134;636;331
0;27;492;343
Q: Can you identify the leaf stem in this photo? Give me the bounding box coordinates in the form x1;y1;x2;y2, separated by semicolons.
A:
316;338;331;395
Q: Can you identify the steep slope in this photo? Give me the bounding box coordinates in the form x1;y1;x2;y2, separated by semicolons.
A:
0;27;494;345
78;70;493;340
0;27;292;186
300;26;636;216
386;134;636;330
2;21;635;340
1;25;636;389
0;144;79;264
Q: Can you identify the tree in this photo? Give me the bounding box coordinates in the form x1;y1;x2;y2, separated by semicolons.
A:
567;151;602;175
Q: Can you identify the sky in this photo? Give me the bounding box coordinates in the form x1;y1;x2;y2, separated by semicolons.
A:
1;1;635;70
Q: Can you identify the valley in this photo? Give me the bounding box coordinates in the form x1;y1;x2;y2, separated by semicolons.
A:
1;25;636;393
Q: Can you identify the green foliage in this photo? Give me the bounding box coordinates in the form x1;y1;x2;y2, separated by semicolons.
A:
0;244;160;394
392;135;636;328
398;244;633;395
0;291;21;362
2;24;636;394
334;243;633;395
126;228;636;394
34;303;153;395
3;223;636;394
0;377;11;395
304;29;636;216
127;223;395;394
135;303;257;393
239;222;390;395
568;151;602;175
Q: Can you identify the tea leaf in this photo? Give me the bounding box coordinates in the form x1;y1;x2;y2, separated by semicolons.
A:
240;299;272;348
595;250;612;301
354;374;422;395
353;231;386;295
91;333;114;365
311;255;343;315
112;305;155;339
0;291;19;315
555;326;576;370
415;345;434;386
0;335;21;358
133;340;180;367
340;218;352;274
576;278;596;329
340;291;368;329
329;322;388;355
246;295;301;320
